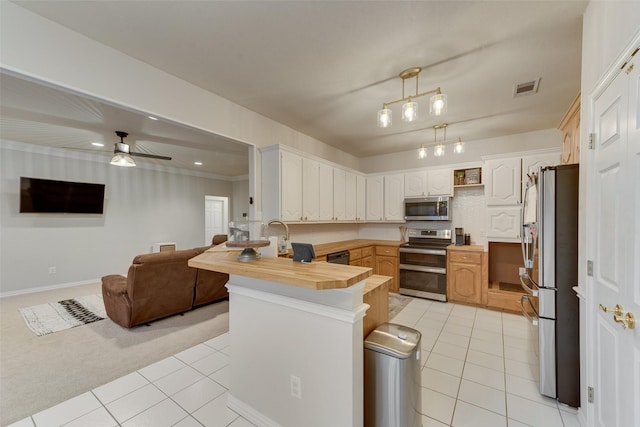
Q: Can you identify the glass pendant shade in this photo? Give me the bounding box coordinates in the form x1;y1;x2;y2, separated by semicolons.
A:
377;107;392;128
110;153;136;167
454;139;465;154
417;145;427;160
434;144;445;157
430;93;447;116
402;100;418;122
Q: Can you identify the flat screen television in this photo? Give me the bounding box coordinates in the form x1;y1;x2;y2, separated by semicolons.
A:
20;177;105;214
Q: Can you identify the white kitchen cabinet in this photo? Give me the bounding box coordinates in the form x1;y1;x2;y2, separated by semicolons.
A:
384;173;405;221
404;171;428;197
333;168;347;220
521;152;560;194
486;206;522;241
356;174;366;221
318;162;334;221
484;157;522;205
281;150;303;221
345;172;357;221
301;157;320;221
427;168;453;196
366;176;384;221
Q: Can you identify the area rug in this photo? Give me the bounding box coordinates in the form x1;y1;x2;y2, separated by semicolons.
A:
18;294;106;336
388;293;412;319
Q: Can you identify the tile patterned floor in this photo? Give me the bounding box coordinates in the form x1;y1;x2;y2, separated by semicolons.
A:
9;298;580;427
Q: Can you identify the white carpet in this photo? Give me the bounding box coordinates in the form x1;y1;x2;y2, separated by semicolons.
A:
18;294;106;336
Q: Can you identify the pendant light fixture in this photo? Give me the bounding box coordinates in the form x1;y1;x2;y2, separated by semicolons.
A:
417;123;464;159
377;67;447;128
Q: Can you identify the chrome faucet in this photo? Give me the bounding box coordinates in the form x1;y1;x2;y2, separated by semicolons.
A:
267;219;290;243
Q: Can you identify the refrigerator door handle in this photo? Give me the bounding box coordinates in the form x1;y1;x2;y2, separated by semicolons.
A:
520;295;539;325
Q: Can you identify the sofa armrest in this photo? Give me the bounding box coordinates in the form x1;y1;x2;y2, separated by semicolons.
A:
101;274;127;297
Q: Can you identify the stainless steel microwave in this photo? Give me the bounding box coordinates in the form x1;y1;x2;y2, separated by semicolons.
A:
404;197;451;221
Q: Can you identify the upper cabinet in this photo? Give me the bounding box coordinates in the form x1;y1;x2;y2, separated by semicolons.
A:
559;93;580;165
356;175;366;221
366;176;384;221
484;157;522;205
384;173;405;221
404;168;452;197
261;145;366;223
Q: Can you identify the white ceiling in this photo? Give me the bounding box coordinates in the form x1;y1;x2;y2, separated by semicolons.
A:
2;1;586;172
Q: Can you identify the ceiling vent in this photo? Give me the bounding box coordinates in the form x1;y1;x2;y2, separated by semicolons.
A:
513;78;540;97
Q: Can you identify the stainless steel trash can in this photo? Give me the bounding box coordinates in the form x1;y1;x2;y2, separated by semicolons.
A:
364;323;422;427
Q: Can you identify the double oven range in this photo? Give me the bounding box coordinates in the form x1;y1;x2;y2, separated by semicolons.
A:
399;228;451;301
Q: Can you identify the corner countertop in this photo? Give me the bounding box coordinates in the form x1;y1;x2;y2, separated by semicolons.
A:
189;250;372;290
307;239;405;257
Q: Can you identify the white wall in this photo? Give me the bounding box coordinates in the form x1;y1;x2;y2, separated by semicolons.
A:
0;141;235;295
231;179;250;221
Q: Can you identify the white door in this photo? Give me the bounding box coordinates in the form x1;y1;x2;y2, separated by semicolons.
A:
204;196;228;245
366;176;383;221
485;206;522;241
318;163;334;220
345;172;357;221
404;171;427;197
302;157;319;221
485;157;521;205
588;51;639;427
427;168;453;196
333;168;346;220
281;151;303;222
356;174;366;221
384;173;404;220
521;152;560;195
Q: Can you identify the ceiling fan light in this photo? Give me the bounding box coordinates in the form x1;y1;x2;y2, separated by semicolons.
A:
417;145;427;160
110;153;136;167
377;107;392;128
402;100;418;122
434;143;445;157
430;93;447;116
454;138;465;154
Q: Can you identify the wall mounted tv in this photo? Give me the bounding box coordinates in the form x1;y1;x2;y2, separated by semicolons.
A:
20;177;105;214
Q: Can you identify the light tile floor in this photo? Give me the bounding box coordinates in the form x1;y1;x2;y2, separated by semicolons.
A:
9;298;580;427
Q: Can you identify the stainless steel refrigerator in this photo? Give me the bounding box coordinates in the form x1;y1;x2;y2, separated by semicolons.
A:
520;164;580;408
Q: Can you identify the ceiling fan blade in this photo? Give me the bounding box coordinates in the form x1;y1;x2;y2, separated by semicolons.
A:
129;151;172;161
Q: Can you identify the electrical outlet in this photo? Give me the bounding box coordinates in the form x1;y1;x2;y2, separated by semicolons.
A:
48;266;57;274
519;267;526;277
290;375;302;399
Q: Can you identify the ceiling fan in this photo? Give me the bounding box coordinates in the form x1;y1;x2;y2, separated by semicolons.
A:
110;131;171;167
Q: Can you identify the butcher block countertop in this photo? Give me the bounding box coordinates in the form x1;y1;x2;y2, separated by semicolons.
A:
306;239;405;257
189;250;372;290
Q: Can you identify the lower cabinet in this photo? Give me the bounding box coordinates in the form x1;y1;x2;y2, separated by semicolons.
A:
374;246;399;293
447;246;488;305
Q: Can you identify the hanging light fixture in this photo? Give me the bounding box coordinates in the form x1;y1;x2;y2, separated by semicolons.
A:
453;138;465;154
433;123;446;157
417;144;427;159
110;132;136;167
377;67;447;127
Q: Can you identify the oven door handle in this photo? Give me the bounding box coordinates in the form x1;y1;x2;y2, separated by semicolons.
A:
399;264;446;274
399;248;447;256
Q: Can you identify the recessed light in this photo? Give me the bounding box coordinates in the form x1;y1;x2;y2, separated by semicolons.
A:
194;161;203;166
148;115;158;120
91;142;104;147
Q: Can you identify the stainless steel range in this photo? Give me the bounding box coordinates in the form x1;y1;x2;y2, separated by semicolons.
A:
399;228;452;301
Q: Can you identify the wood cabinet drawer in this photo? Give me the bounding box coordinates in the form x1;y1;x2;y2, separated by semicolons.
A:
349;248;362;260
375;246;397;257
448;251;482;264
362;246;373;257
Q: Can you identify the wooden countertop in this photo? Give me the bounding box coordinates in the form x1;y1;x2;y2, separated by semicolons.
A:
447;244;485;252
307;239;405;257
189;250;372;290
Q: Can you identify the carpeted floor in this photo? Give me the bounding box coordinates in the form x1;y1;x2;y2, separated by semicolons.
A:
0;283;230;426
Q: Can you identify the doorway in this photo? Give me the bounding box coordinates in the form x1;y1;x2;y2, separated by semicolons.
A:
205;196;229;246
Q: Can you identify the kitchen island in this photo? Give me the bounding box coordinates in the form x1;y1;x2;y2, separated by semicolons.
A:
189;250;373;427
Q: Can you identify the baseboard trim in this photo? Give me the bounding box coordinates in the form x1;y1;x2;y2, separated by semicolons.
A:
227;393;282;427
0;278;101;298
